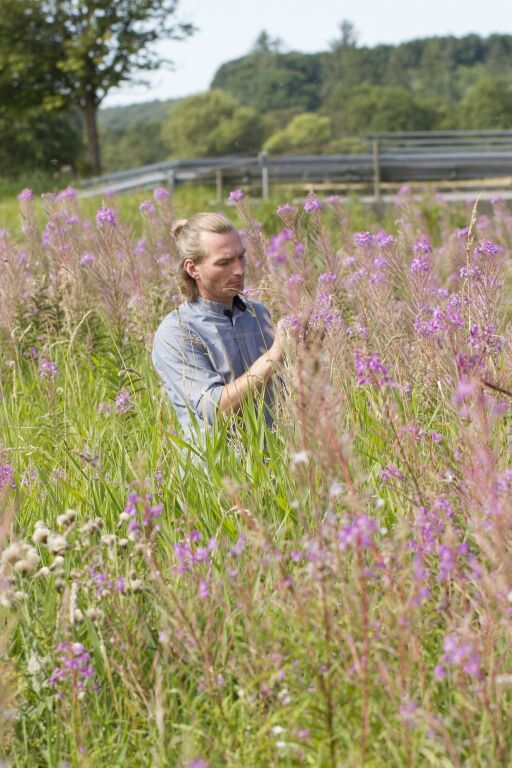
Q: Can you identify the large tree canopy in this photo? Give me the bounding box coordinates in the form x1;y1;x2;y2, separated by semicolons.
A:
161;90;265;158
0;0;194;172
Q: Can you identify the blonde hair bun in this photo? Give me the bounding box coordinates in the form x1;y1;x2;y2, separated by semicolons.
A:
171;219;188;239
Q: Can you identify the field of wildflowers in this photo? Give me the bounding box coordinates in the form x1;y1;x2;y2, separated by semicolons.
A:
1;184;512;767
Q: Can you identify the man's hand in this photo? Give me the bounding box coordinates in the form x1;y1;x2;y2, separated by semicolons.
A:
267;318;288;365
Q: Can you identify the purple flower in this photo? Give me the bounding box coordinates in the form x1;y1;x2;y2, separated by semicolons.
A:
286;274;304;286
134;238;146;257
327;195;341;203
374;231;396;248
474;239;503;258
303;195;322;213
56;186;77;201
187;760;210;768
411;256;430;274
413;236;432;255
459;265;482;280
318;271;337;284
198;579;209;599
139;200;156;215
453;379;475;404
79;252;94;265
95;206;116;228
153;186;170;201
39;359;60;380
354;231;374;248
0;465;15;489
440;633;481;679
228;188;245;202
17;188;33;202
97;401;112;415
338;515;378;551
276;203;294;214
354;351;394;387
230;535;245;558
49;641;96;690
114;389;134;414
380;464;405;482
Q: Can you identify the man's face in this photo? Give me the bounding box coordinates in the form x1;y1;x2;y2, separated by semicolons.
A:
186;230;246;304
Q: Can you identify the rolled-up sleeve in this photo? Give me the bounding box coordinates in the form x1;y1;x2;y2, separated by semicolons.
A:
152;318;225;426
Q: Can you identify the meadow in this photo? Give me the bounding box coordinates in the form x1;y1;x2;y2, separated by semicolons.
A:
1;183;512;767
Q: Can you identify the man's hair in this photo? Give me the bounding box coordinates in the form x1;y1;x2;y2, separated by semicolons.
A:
172;212;235;301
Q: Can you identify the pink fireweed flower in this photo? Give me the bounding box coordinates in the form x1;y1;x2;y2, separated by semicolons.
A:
374;231;396;248
153;186;170;200
453;379;475;404
459;264;482;280
411;255;430;273
473;239;504;258
437;633;482;680
354;351;394;387
139;200;156;215
0;465;15;489
39;359;60;380
286;274;304;286
49;642;95;690
338;515;379;551
354;231;374;248
318;271;337;284
134;238;146;256
413;236;432;255
95;206;116;228
303;195;322;213
17;188;33;201
56;186;77;201
114;389;134;414
380;464;405;482
228;188;245;202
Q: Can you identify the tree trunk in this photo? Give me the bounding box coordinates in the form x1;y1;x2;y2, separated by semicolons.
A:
83;95;101;174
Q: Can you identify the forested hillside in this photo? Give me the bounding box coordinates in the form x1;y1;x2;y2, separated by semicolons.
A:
97;30;512;171
3;28;512;178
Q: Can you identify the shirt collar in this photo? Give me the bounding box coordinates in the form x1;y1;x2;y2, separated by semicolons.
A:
194;295;246;316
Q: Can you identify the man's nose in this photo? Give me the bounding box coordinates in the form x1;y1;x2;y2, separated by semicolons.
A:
233;258;245;276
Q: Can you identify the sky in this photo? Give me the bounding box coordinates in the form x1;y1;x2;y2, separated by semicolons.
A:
102;0;512;108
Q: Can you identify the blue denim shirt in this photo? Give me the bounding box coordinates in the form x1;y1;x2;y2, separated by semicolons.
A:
152;296;275;436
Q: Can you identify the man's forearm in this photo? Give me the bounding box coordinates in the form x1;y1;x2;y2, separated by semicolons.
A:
218;350;278;414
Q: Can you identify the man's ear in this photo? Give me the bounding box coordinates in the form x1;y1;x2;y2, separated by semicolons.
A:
183;259;199;279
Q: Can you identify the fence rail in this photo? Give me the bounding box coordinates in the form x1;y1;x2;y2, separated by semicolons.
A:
79;131;512;201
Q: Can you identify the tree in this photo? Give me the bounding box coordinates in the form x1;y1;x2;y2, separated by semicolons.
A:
330;19;358;52
458;75;512;128
251;30;284;55
0;110;83;177
212;51;325;112
161;90;265;158
342;85;438;133
264;113;332;154
0;0;194;173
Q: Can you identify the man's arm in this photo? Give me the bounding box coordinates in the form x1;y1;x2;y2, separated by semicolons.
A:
218;318;287;414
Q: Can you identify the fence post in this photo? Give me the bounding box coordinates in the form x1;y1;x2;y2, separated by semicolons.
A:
259;151;269;199
215;168;223;203
167;169;175;194
372;139;381;202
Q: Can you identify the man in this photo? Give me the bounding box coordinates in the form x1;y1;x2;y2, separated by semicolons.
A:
152;212;286;438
